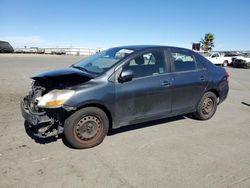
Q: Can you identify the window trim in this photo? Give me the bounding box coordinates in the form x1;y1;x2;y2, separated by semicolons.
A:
123;71;173;82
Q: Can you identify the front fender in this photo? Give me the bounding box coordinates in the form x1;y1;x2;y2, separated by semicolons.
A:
64;81;115;115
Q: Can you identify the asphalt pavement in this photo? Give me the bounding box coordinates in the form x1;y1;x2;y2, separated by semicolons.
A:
0;54;249;188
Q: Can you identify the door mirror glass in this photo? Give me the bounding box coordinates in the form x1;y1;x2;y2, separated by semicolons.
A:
119;70;134;82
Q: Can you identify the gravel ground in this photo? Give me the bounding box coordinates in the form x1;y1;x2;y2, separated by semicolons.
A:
0;54;250;188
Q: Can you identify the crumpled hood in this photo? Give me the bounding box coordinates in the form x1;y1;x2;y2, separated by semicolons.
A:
32;67;94;80
31;67;94;90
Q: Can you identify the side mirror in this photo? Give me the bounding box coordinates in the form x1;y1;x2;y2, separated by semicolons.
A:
119;70;134;83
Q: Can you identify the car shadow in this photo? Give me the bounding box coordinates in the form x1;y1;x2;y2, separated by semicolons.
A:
107;115;186;136
24;121;62;144
241;102;250;107
24;115;188;148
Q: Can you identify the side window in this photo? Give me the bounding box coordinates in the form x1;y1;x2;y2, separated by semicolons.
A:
170;51;196;72
123;50;166;78
211;53;219;58
195;55;206;70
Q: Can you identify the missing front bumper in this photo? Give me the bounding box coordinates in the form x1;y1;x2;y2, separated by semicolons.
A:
21;98;64;138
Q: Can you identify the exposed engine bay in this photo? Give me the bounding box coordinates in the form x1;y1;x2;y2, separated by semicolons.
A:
21;67;94;138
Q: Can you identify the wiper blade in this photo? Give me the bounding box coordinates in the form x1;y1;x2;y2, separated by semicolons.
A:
71;65;99;76
72;65;90;73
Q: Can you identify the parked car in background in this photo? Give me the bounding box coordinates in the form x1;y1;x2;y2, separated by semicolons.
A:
51;49;66;55
205;52;239;66
21;45;229;149
15;47;38;54
14;47;45;54
0;41;14;53
30;47;45;54
232;53;250;69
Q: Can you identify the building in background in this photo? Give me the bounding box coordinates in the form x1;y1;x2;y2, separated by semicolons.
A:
65;48;100;55
14;47;100;55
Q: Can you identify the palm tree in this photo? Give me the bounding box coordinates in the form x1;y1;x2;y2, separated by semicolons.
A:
200;33;215;52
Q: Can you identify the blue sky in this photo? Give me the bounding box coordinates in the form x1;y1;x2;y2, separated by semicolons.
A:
0;0;249;50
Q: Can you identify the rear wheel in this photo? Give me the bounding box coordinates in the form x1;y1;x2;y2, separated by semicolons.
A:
193;92;217;120
64;107;109;149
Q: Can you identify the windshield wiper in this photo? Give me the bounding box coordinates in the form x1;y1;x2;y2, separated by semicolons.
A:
71;65;99;76
72;65;91;73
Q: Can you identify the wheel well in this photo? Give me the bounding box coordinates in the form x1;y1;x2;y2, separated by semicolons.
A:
77;103;113;129
208;89;220;102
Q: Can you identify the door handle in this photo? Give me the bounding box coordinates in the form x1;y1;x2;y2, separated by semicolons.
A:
200;76;205;81
162;80;170;87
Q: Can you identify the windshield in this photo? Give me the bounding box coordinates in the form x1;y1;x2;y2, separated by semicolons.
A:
73;48;135;74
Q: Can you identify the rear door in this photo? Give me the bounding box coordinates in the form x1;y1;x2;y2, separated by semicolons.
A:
169;48;208;114
114;49;173;127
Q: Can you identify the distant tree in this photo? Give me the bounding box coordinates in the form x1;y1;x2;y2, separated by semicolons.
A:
200;33;215;51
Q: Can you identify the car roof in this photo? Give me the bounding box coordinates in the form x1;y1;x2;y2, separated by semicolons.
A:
0;41;10;44
115;45;192;52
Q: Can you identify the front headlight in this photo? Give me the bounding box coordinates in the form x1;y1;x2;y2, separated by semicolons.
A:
37;89;75;108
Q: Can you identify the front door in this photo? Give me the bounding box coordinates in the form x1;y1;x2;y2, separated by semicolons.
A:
114;49;173;127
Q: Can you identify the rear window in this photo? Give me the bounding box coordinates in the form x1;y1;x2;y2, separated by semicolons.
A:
195;55;206;70
170;51;196;72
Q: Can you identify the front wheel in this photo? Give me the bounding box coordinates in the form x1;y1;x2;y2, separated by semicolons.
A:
64;107;109;149
222;60;228;67
193;92;217;120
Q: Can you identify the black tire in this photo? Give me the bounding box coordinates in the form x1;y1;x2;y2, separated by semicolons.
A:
193;92;217;120
64;107;109;149
223;60;228;67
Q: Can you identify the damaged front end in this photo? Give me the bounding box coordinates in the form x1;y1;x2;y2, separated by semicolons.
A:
21;84;66;138
21;67;93;138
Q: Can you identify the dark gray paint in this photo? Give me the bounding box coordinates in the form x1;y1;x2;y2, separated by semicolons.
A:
22;45;229;135
64;46;229;129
